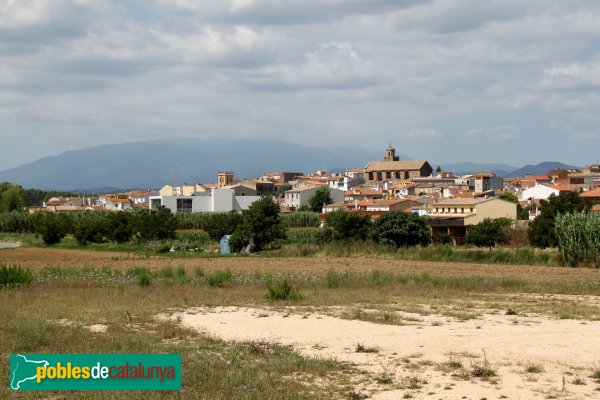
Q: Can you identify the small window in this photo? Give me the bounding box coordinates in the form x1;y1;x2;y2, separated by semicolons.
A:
176;198;192;213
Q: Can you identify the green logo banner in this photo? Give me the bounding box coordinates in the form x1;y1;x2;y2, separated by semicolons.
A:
10;354;181;390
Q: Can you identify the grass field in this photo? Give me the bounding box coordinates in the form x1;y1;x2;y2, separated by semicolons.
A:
2;245;600;398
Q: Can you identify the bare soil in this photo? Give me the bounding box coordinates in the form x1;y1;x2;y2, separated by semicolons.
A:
174;306;600;399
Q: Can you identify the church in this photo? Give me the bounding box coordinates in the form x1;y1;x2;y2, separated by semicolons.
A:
364;144;433;182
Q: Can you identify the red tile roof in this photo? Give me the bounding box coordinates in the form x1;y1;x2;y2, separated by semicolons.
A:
581;188;600;198
544;184;574;192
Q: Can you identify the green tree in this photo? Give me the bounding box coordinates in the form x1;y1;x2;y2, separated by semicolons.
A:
33;213;67;245
0;183;26;212
232;197;285;252
308;187;333;212
465;218;513;249
370;211;430;247
325;210;371;241
435;165;442;173
106;212;133;243
498;192;519;203
528;192;589;248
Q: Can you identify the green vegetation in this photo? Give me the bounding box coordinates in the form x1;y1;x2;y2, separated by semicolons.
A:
528;192;589;248
280;211;320;228
465;218;513;248
325;210;371;241
207;270;234;288
0;263;33;287
32;212;68;245
265;278;303;300
230;197;285;252
555;211;600;267
307;186;333;212
370;211;430;247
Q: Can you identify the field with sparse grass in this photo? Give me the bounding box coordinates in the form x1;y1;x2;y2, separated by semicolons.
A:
2;244;600;398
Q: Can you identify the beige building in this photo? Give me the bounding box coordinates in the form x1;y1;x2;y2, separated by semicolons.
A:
364;145;433;182
159;183;207;197
428;197;517;245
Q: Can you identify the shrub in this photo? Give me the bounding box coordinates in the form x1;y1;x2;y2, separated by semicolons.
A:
32;212;68;245
529;192;588;248
315;227;334;244
0;263;33;287
106;211;133;243
207;270;234;288
432;232;453;245
370;212;430;247
325;210;371;241
138;272;151;286
465;218;513;248
264;279;303;300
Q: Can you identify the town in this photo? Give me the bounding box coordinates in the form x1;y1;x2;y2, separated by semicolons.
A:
26;144;600;247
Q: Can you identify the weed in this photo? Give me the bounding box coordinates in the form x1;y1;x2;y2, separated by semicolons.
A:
591;368;600;380
207;270;234;288
470;350;496;379
572;377;586;385
0;263;33;287
506;308;518;315
525;362;544;374
265;279;303;301
355;343;379;353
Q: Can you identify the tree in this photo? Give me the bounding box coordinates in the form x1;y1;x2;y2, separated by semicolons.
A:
498;192;519;204
465;218;513;249
0;183;26;212
33;212;67;245
106;211;133;243
528;192;588;248
370;211;430;247
308;187;333;212
232;197;285;252
325;210;371;241
435;165;442;173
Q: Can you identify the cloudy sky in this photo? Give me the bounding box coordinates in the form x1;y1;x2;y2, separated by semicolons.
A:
1;0;600;171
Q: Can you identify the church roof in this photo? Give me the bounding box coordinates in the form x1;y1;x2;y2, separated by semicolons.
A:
364;160;430;171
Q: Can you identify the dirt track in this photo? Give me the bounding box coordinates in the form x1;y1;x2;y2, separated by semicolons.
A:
2;247;600;284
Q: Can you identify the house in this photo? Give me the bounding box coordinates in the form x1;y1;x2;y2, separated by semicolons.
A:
591;205;600;213
260;171;304;184
580;187;600;202
388;182;417;197
512;176;552;190
150;188;262;213
521;184;574;201
344;187;384;202
284;184;344;210
104;198;132;211
327;174;365;192
472;173;504;193
128;190;159;204
363;199;421;212
428;197;517;245
364;144;433;182
224;180;274;197
159;183;207;197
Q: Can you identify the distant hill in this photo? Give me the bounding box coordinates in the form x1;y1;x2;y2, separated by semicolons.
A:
0;138;395;191
506;161;580;178
439;162;518;177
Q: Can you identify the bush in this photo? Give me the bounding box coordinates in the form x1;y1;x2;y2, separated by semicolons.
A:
308;187;333;212
370;212;430;247
325;210;371;241
0;211;31;233
432;232;453;245
207;270;234;288
32;213;67;245
106;212;133;243
229;223;252;253
0;263;33;287
265;279;303;300
315;227;334;244
529;192;588;248
465;218;513;248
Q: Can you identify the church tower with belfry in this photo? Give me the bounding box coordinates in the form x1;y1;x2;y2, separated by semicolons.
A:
383;142;400;162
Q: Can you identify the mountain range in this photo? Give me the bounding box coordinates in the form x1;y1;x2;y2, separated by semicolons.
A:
0;138;582;191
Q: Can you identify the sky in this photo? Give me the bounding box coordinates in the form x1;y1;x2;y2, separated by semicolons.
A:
1;0;600;171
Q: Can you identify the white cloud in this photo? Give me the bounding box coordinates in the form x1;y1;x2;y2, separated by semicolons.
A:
465;126;517;142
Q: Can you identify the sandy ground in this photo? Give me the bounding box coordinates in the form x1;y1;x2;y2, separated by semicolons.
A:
3;247;600;285
174;306;600;399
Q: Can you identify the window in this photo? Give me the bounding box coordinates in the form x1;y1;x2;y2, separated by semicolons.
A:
176;198;192;213
150;198;162;210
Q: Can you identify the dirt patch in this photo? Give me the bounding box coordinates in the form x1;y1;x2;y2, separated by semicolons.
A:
174;306;600;399
3;247;600;285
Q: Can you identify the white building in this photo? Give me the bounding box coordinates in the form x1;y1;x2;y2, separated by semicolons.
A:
520;184;573;201
149;189;261;213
